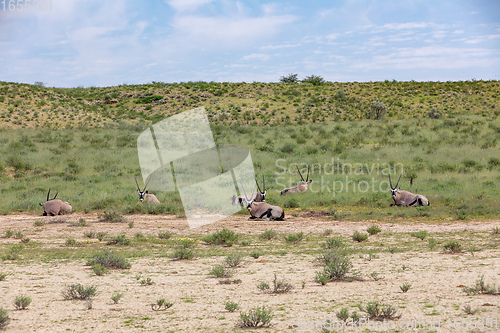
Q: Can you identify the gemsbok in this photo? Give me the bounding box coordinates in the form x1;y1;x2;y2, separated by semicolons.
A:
231;176;267;206
280;166;312;195
240;180;284;221
135;176;160;204
39;189;73;216
389;174;429;206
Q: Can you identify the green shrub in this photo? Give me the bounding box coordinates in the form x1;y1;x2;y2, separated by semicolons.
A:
0;308;9;329
87;249;131;269
99;211;126;223
62;284;98;300
111;292;124;304
366;225;381;235
257;274;293;294
171;248;195;260
92;264;108;276
209;265;234;278
259;229;277;240
322;253;352;281
368;101;387;120
324;237;344;249
225;253;244;268
106;234;131;246
443;240;462;253
152;298;174;311
284;232;304;244
0;273;6;281
5;230;13;238
158;231;173;240
352;231;368;242
410;230;428;241
239;306;273;328
65;238;77;247
400;283;411;293
358;301;401;321
13;295;32;310
225;301;239;312
203;229;238;246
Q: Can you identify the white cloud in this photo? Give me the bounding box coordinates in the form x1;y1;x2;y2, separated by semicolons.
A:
166;0;214;12
241;53;271;61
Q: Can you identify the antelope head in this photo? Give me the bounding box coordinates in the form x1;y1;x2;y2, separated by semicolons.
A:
255;175;267;202
40;188;58;206
297;166;312;185
239;181;255;211
135;176;150;202
388;173;402;198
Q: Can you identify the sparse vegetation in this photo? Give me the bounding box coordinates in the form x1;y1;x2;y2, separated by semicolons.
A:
209;264;234;278
62;284;98;300
152;298;173;311
13;295;32;310
86;249;131;269
358;301;401;321
0;308;9;329
284;231;304;244
366;225;381;235
257;273;293;294
111;292;124;304
239;306;273;328
352;231;368;242
411;230;428;240
260;229;277;240
400;283;412;293
203;229;238;246
462;275;499;295
443;240;462;253
225;301;239;312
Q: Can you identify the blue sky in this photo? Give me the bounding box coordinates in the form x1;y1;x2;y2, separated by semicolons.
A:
0;0;499;87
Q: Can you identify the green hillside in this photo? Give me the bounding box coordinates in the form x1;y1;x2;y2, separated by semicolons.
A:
0;80;499;128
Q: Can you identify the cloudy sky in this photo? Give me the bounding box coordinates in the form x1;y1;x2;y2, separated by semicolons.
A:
0;0;499;87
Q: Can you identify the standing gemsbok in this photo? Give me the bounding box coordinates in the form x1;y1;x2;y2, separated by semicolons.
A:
231;176;267;206
135;176;160;204
241;180;284;221
39;189;73;216
389;174;429;206
280;166;312;195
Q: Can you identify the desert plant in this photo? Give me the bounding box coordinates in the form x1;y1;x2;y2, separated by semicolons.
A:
209;264;234;278
65;238;77;247
239;306;273;328
249;250;263;259
62;284;98;300
358;301;401;321
322;253;353;281
462;275;499;295
171;248;195;260
2;244;24;260
83;231;96;239
140;277;154;285
368;101;387;120
99;211;126;223
279;73;299;83
258;273;293;294
463;304;479;315
400;283;412;293
14;231;23;239
367;225;381;235
152;298;173;311
92;264;108;276
324;236;344;249
225;253;244;268
491;227;500;235
259;229;277;240
96;232;107;241
111;292;124;304
370;272;384;281
158;231;173;240
0;273;6;281
336;307;349;322
314;270;330;285
5;230;13;238
0;308;9;329
443;240;462;253
106;234;131;246
33;220;45;227
284;231;304;244
428;238;437;249
352;231;368;242
411;230;428;240
13;295;32;310
225;301;239;312
203;229;238;246
428;108;442;119
85;299;93;310
87;249;131;269
302;74;325;85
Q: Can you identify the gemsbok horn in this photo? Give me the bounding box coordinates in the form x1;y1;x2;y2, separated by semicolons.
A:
135;176;160;204
231;176;267;206
280;165;312;195
39;189;73;216
241;179;284;221
389;174;429;206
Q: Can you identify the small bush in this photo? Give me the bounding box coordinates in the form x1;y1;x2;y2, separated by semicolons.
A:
92;264;108;276
2;244;23;261
258;273;293;294
225;301;239;312
400;283;411;293
33;220;45;227
209;264;234;278
14;231;23;239
13;295;32;310
358;301;401;321
87;249;131;269
463;304;479;315
259;229;277;240
62;284;98;300
152;298;174;311
366;225;381;235
239;306;273;328
368;101;387;120
171;248;195;260
250;250;263;259
428;238;437;249
443;240;462;253
140;277;154;286
284;232;304;244
322;253;352;281
5;230;13;238
0;308;9;329
225;253;244;268
106;234;131;246
83;231;96;239
314;271;330;285
65;238;77;247
0;273;6;281
462;275;499;295
111;292;124;304
158;231;173;240
411;230;428;240
99;211;126;223
203;229;238;246
352;231;368;242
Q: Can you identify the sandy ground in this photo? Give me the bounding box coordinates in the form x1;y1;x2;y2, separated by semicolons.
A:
0;214;499;332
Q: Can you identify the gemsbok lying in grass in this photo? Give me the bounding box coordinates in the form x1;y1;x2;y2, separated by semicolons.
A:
232;176;267;206
280;166;312;195
135;176;160;204
389;173;429;206
241;179;284;221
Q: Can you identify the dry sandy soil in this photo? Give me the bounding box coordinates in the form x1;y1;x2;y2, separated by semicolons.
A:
0;214;499;333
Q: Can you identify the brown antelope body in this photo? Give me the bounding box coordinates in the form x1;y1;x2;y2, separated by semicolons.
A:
241;178;284;221
135;176;160;204
280;166;312;195
232;176;267;206
39;189;72;216
389;174;429;206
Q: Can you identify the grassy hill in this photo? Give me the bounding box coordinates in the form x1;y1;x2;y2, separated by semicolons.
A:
0;80;499;128
0;80;499;220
